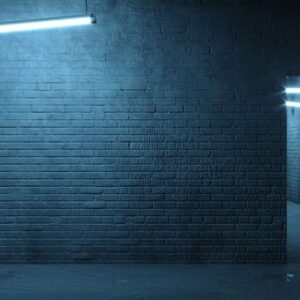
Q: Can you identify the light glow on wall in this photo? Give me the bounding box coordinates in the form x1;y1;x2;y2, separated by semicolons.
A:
0;15;96;33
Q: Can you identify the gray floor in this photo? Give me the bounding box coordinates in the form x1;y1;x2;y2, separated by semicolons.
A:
0;263;297;300
0;202;298;300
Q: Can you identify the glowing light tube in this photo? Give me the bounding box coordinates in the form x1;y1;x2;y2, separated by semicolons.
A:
0;15;96;33
285;88;300;94
286;101;300;107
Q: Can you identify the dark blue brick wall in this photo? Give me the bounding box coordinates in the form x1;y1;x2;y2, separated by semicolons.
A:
0;0;292;262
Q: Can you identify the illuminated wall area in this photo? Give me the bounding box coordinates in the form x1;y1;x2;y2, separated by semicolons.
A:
0;0;290;263
287;77;300;204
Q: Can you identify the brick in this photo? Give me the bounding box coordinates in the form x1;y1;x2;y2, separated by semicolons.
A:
0;0;287;263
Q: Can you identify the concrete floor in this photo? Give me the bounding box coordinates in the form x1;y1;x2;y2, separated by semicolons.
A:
0;263;299;300
0;202;298;300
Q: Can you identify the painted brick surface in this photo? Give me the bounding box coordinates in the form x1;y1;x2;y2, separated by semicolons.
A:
288;107;300;204
0;0;289;262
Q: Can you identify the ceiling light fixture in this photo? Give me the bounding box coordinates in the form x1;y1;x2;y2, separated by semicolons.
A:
0;15;96;33
0;0;95;33
286;101;300;108
285;87;300;94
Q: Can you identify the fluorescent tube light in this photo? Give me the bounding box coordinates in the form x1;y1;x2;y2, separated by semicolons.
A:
285;87;300;94
286;101;300;107
0;15;96;33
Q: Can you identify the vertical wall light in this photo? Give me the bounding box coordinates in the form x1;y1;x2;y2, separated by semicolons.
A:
285;76;300;107
0;0;96;33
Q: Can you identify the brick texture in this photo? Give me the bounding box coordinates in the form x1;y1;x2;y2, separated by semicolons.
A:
0;0;290;262
288;107;300;204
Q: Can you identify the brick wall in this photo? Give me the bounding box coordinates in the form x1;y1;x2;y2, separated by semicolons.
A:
288;106;300;204
287;77;300;205
287;76;300;206
0;0;290;262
